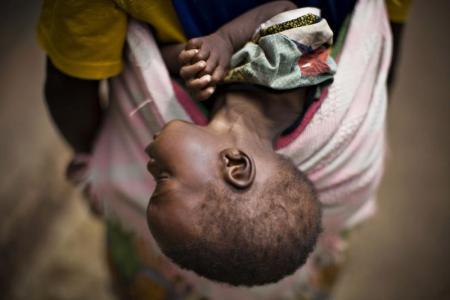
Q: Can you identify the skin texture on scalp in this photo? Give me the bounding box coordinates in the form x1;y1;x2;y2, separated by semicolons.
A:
158;155;322;286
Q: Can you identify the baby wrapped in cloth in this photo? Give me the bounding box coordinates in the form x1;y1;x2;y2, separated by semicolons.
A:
83;1;392;298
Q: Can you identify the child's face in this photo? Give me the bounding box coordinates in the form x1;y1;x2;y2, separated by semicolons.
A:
145;119;279;251
145;119;321;285
146;120;230;249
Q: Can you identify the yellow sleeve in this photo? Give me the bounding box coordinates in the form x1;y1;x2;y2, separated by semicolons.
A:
117;0;187;44
37;0;127;80
386;0;412;23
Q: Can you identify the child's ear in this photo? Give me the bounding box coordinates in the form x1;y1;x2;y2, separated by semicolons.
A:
219;148;256;189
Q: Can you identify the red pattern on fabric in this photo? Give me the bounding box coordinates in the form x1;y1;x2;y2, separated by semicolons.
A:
298;47;331;76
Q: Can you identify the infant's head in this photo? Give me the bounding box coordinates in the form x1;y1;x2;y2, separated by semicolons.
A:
146;119;321;286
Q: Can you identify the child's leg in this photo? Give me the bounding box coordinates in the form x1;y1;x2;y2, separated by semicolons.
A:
44;58;103;154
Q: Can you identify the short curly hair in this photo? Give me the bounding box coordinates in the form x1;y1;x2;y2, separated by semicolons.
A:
161;155;322;286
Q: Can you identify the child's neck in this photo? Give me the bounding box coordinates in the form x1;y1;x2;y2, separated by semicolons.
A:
208;89;307;147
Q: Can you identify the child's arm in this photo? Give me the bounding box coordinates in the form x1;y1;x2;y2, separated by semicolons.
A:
205;1;297;55
179;1;297;100
45;59;103;154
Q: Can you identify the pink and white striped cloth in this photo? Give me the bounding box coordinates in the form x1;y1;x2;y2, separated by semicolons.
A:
85;0;392;297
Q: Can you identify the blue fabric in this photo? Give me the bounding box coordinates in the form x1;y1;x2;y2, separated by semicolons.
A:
171;0;357;39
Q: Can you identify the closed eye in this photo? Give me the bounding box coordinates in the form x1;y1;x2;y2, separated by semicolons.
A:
157;172;171;182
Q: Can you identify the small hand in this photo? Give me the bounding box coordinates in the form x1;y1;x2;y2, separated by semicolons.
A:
179;49;214;100
178;32;233;100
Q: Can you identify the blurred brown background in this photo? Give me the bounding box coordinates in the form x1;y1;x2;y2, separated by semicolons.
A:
0;0;449;299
